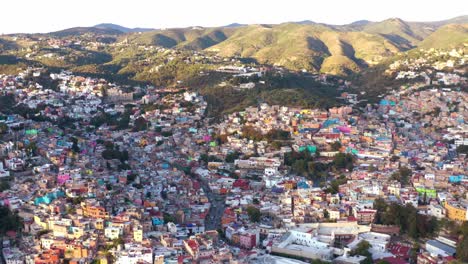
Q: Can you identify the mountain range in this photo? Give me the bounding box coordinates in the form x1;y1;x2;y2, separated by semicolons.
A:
22;15;468;75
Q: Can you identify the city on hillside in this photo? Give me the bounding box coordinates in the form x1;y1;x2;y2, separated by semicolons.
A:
0;3;467;264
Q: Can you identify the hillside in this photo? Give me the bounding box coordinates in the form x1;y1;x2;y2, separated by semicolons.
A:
418;23;468;49
50;27;123;37
362;18;435;48
206;23;401;74
424;15;468;27
10;15;467;76
122;27;237;49
94;23;154;33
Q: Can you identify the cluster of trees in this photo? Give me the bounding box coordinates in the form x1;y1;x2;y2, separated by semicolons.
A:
390;166;412;186
199;154;222;163
285;151;355;186
240;126;291;142
200;72;342;119
134;58;207;87
0;180;10;192
142;103;170;113
332;153;355;171
230;75;261;86
456;145;468;155
133;116;149;132
225;151;241;163
163;213;176;224
126;173;138;184
330;141;342;151
373;198;438;239
90;109;132;130
70;137;80;153
246;206;261;222
325;175;348;194
285;151;315;176
101;142;130;171
454;222;468;262
0;206;22;235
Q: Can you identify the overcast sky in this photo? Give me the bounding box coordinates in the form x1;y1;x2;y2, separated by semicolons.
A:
1;0;467;34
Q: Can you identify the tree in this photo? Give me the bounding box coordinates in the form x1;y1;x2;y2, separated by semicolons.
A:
409;243;420;264
225;151;241;163
399;167;412;185
331;141;342;151
333;153;354;171
0;123;8;134
350;240;372;264
376;260;391;264
456;145;468;155
241;126;264;141
325;175;347;194
25;142;38;156
271;141;282;150
246;206;261;222
163;213;175;223
456;222;468;262
374;199;438;239
373;198;387;224
323;209;330;219
457;236;468;262
71;137;80;153
407;208;419;239
0;180;10;192
133;116;148;131
391;166;412;186
127;173;137;183
292;159;308;175
0;206;22;235
120;150;129;162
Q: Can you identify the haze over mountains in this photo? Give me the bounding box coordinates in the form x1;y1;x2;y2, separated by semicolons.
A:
15;15;468;75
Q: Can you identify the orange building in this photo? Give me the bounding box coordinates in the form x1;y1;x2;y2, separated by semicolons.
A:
444;202;467;221
34;248;62;264
81;202;109;219
221;208;236;227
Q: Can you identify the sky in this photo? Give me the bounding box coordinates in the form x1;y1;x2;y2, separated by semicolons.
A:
1;0;467;34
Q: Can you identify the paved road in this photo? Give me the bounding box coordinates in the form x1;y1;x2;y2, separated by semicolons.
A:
200;179;226;231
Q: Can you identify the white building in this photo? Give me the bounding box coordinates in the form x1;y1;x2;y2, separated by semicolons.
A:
114;243;153;264
105;226;123;240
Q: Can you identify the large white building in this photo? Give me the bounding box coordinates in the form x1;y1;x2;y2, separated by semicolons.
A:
271;230;335;261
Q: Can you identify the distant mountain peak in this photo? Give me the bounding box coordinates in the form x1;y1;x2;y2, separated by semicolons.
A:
224;23;246;28
94;23;154;33
294;20;317;25
349;20;372;26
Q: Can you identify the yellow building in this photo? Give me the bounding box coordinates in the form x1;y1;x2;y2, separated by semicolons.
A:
444;202;468;221
34;215;49;229
134;227;143;242
95;219;104;230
